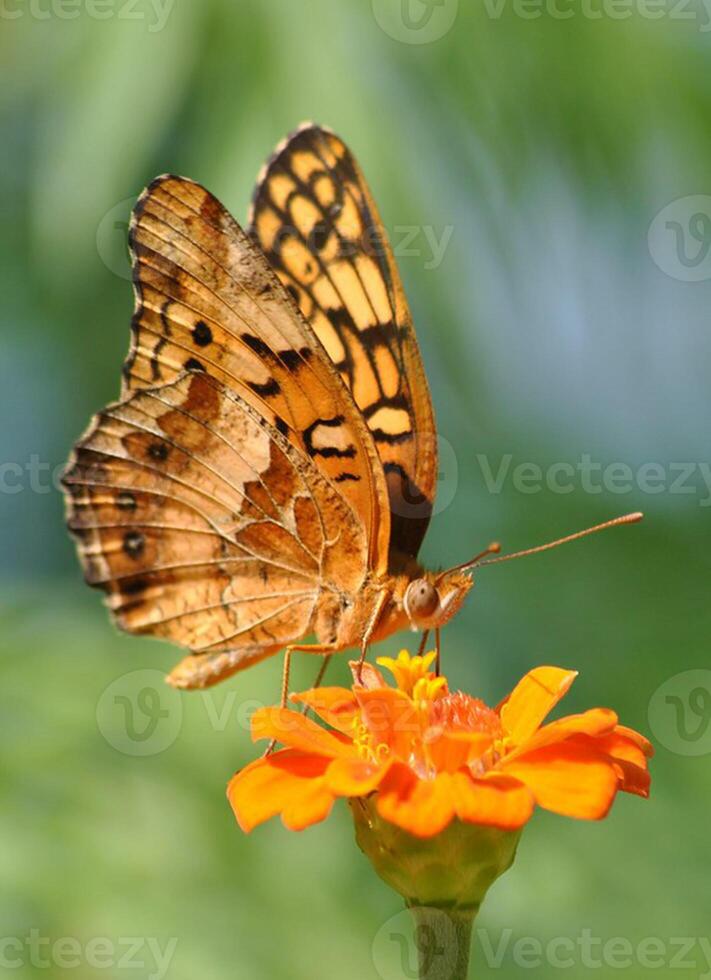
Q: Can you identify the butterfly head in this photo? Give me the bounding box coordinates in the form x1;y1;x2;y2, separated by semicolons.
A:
403;570;474;631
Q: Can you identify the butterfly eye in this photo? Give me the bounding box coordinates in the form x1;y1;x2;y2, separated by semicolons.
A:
404;578;440;624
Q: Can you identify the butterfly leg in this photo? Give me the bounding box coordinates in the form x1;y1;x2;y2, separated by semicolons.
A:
435;627;441;676
309;655;331;690
417;629;431;657
355;589;391;683
300;656;331;718
264;642;338;756
279;643;338;707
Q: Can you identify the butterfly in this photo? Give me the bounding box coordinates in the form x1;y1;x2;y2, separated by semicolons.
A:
62;123;641;690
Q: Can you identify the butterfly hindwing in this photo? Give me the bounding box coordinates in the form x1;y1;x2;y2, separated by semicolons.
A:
122;173;390;573
63;371;368;687
249;123;438;562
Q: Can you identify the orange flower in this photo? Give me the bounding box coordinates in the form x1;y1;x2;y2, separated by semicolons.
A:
228;652;652;839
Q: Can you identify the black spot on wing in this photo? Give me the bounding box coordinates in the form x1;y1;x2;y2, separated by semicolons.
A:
279;347;312;372
248;378;281;398
192;320;212;346
122;576;149;596
116;491;137;511
241;333;271;358
122;531;145;559
184;357;205;372
240;332;311;374
148;442;169;461
309;221;330;252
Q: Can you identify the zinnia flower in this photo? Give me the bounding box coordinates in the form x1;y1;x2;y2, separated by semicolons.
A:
228;652;652;978
228;652;652;839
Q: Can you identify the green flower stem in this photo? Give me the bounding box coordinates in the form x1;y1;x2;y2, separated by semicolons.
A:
351;800;522;979
409;905;475;980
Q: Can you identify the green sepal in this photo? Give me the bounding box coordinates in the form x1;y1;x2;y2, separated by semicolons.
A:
350;796;521;913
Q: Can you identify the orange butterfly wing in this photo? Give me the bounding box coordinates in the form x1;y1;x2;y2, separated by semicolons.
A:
121;174;390;572
63;173;394;686
249;124;438;563
63;372;369;687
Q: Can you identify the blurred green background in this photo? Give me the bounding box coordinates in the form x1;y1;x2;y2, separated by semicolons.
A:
2;1;711;977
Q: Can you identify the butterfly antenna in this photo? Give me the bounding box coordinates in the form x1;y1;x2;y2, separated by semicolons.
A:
436;541;501;581
478;511;643;567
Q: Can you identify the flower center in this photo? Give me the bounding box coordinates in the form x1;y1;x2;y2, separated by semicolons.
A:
428;691;503;738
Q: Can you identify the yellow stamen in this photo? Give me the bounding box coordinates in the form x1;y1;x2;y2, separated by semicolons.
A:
412;675;448;704
377;649;442;697
351;715;390;764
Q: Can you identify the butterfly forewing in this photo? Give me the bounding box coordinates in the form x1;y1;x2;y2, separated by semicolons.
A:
249;124;438;562
122;173;390;572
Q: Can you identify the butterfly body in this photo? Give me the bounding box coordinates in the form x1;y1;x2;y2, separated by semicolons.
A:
63;123;466;689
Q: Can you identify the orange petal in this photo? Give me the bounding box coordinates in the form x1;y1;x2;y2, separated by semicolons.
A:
289;687;359;733
251;706;354;758
325;756;392;797
449;771;535;830
611;758;651;797
566;731;652;798
376;766;455;838
580;729;650;769
499;666;578;744
500;741;619;820
281;780;335;831
355;687;420;758
227;750;331;832
424;729;493;773
506;708;618;760
613;724;654;758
